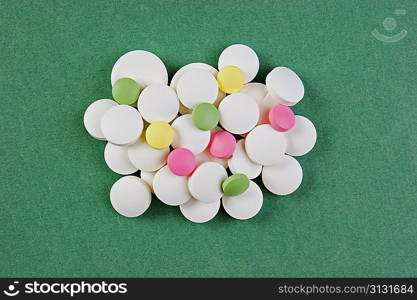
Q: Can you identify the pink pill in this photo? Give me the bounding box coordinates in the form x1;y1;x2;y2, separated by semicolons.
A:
167;148;196;176
209;130;236;159
268;104;295;132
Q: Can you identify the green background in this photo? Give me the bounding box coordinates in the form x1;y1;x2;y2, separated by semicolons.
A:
1;0;416;277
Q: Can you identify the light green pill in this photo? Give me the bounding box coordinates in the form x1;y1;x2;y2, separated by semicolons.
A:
222;174;250;196
112;78;141;105
192;102;220;131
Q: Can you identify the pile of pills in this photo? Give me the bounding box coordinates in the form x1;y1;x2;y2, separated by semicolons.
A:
83;44;317;223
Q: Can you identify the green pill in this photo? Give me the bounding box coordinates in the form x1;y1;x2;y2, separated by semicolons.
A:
112;78;141;105
192;102;220;130
222;174;250;196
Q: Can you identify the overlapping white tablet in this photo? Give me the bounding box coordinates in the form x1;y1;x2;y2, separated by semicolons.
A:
111;50;168;87
84;99;117;140
171;114;211;154
110;176;151;217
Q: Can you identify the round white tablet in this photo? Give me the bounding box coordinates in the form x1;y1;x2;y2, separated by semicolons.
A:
180;198;220;223
266;67;304;106
170;63;218;90
110;176;151;217
171;114;211;154
240;83;267;105
262;155;303;195
245;124;287;165
188;162;227;203
111;50;168;87
218;93;259;134
84;99;117;140
100;105;143;145
137;84;179;123
140;171;155;192
218;44;259;83
127;138;169;171
176;68;218;109
228;140;262;179
104;142;139;175
153;166;191;206
222;181;263;220
195;150;228;168
284;115;317;156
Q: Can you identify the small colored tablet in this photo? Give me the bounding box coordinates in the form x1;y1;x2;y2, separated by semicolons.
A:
145;121;174;150
269;104;295;132
167;148;196;176
222;174;250;196
112;77;141;105
192;102;220;131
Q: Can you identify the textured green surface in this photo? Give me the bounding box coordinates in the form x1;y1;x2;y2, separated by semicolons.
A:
1;0;416;277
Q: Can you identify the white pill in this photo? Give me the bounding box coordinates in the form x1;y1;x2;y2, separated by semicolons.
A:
84;99;117;140
127;138;169;172
240;83;267;105
262;155;303;195
176;68;218;109
100;105;143;146
111;50;168;87
170;62;218;90
110;176;151;217
188;162;227;203
153;166;191;206
284;115;317;156
137;84;179;123
180;198;220;223
218;44;259;83
245;124;287;165
140;171;155;192
171;114;210;154
104;142;139;175
266;67;304;106
228;140;262;179
195;150;228;168
222;181;263;220
218;93;259;134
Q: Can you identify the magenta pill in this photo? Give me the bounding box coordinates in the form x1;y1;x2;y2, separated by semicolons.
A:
167;148;196;176
209;131;236;159
268;104;295;132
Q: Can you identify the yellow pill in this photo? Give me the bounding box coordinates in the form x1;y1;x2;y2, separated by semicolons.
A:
145;121;174;149
217;66;245;94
